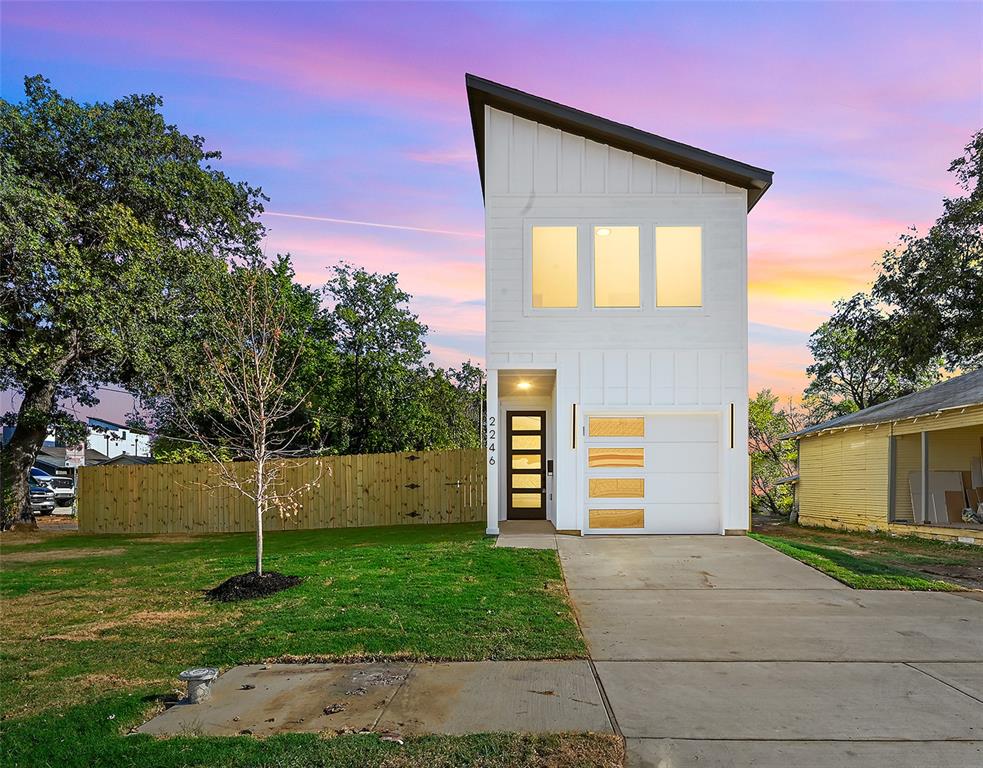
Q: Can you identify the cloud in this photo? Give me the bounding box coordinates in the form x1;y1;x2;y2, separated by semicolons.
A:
264;211;481;238
404;146;475;169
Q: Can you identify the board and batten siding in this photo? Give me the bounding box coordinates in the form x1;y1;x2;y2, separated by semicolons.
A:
483;106;750;533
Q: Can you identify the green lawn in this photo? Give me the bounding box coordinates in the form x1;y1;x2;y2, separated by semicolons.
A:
0;523;616;768
750;526;978;590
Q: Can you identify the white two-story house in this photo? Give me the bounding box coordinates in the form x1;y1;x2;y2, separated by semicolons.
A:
467;75;773;536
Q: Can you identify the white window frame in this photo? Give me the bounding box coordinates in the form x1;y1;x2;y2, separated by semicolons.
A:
524;219;586;317
589;223;648;314
523;219;709;316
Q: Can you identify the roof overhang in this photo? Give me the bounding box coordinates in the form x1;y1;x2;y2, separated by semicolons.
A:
466;74;773;211
784;402;983;440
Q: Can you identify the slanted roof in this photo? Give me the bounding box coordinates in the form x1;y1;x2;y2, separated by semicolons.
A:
466;74;774;211
790;369;983;438
100;454;155;466
36;446;109;467
88;416;148;434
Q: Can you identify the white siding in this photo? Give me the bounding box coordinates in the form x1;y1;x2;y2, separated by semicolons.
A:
485;106;750;534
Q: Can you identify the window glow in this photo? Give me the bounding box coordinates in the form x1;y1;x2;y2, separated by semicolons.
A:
531;226;578;308
512;454;541;470
656;226;702;307
512;493;541;508
594;226;639;307
511;414;540;429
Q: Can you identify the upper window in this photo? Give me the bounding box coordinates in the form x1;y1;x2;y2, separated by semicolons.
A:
531;226;578;308
656;226;702;307
594;226;640;307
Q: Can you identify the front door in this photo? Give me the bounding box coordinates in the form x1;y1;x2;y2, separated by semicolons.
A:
507;410;547;520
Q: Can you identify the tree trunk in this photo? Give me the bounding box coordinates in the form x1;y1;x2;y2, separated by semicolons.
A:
351;351;365;454
1;380;59;529
255;458;265;576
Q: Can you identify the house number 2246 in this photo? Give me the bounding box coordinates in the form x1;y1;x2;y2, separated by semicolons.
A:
487;416;496;465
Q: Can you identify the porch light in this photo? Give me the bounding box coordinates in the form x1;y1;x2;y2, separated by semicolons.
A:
517;381;532;391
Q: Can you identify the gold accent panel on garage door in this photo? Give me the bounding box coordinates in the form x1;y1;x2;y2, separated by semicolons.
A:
588;417;645;438
589;478;645;498
588;448;645;468
589;509;644;529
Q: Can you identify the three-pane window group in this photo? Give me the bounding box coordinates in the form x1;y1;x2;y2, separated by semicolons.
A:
531;225;702;309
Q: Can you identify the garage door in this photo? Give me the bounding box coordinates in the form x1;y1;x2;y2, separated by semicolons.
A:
584;414;720;534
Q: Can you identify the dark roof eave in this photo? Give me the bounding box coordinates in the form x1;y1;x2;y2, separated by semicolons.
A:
466;74;773;212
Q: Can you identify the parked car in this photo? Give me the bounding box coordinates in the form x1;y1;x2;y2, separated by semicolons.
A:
28;482;56;516
30;467;75;507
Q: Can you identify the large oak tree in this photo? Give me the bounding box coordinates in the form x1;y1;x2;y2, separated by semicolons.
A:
0;76;265;526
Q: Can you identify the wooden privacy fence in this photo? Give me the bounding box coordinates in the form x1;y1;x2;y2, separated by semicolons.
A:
77;449;486;535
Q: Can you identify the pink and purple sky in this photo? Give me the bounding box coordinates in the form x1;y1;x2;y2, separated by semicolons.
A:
2;1;981;421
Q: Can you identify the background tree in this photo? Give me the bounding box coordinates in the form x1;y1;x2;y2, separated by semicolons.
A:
147;260;485;461
874;130;983;370
322;262;430;454
0;76;264;527
406;361;485;450
749;390;805;517
804;292;941;422
801;130;981;424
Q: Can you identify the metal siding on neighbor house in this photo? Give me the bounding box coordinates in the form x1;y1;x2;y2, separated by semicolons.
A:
798;406;983;539
798;429;891;530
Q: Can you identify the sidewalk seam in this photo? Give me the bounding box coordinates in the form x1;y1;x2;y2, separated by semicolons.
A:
905;662;983;706
557;542;622;738
371;662;415;731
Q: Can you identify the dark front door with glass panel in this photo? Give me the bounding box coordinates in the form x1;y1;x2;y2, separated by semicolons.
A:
507;410;547;520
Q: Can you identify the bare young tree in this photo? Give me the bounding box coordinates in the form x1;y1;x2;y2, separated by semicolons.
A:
162;258;322;576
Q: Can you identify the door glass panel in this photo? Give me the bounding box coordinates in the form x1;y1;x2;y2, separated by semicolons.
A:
594;226;640;307
589;509;644;529
589;478;645;498
588;448;645;468
512;454;542;470
512;434;541;450
511;415;542;431
512;493;542;508
588;417;645;437
512;473;541;489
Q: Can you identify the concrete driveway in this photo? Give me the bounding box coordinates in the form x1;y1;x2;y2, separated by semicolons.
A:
559;535;983;767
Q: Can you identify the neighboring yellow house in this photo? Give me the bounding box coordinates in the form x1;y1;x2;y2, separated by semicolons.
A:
791;369;983;545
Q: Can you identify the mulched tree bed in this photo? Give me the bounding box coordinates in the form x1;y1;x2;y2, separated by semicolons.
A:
205;572;303;602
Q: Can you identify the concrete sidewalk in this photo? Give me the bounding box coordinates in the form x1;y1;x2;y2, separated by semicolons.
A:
138;661;612;737
559;535;983;767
